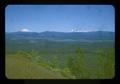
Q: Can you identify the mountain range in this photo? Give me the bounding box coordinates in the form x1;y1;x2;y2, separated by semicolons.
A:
6;31;115;41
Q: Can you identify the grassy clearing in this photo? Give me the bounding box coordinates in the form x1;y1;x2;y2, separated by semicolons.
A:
6;54;66;79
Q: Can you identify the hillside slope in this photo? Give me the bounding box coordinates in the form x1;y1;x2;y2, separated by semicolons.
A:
6;55;66;79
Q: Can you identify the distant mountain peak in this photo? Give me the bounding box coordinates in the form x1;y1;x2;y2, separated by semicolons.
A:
71;28;81;32
19;29;31;32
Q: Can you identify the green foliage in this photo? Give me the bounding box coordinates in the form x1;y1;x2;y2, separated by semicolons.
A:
60;67;75;79
67;47;87;78
67;47;115;79
49;56;60;69
29;49;41;61
96;48;115;78
16;50;32;59
6;40;115;79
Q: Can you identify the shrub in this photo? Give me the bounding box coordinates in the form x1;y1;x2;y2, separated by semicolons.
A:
97;48;115;78
67;47;87;79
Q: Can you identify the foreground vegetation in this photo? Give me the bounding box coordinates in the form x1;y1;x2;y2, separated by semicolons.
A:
6;46;114;79
6;54;66;79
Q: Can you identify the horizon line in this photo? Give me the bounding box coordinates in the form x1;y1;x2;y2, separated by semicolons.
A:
6;30;115;33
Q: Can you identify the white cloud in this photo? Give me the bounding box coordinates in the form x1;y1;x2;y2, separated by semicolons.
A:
20;29;31;32
71;28;98;32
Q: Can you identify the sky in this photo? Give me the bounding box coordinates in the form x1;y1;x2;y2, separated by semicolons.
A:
5;5;115;32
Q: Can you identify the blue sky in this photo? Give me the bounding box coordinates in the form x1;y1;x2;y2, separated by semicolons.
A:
5;5;115;32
